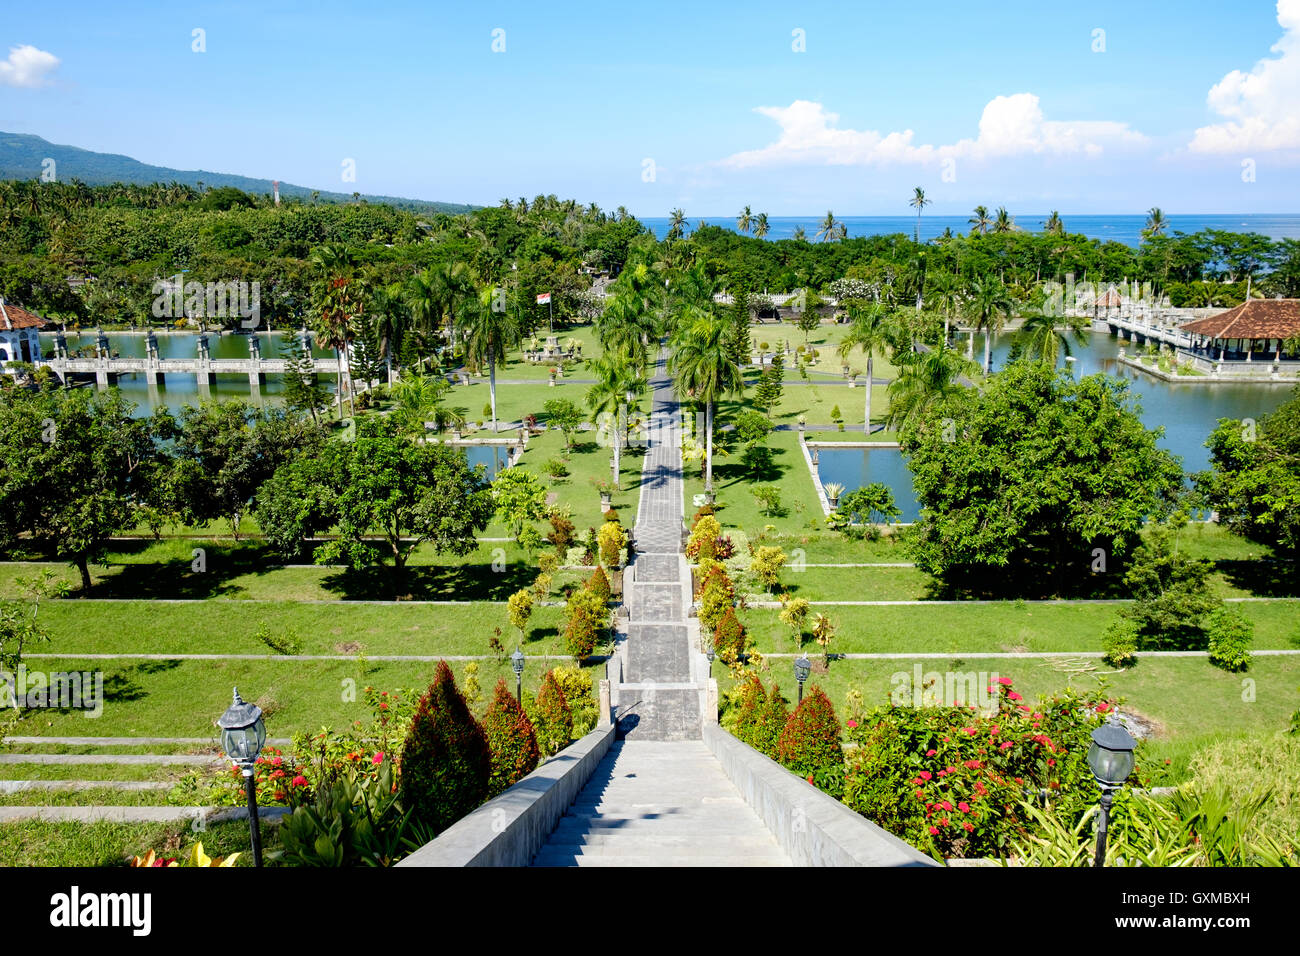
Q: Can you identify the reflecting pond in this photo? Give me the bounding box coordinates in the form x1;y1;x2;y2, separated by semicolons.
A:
818;330;1295;519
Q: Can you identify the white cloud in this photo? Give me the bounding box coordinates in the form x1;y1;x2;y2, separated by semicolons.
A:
0;44;60;88
718;94;1146;169
1190;0;1300;152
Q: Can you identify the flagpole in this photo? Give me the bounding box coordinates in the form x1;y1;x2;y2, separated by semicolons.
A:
549;298;553;334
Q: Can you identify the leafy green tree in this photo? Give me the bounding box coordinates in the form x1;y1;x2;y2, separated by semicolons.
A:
0;387;166;590
490;469;549;546
903;362;1184;593
884;345;975;438
1196;387;1300;556
964;274;1015;373
837;484;900;525
542;398;584;453
160;401;323;539
281;332;329;424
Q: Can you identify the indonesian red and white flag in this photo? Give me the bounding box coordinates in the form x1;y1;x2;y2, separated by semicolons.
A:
536;292;551;305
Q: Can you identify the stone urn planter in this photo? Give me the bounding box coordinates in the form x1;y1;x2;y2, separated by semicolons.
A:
600;491;612;509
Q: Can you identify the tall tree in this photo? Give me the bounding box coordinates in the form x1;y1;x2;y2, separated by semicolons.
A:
462;285;520;432
816;210;839;243
669;308;743;492
964;274;1015;373
737;205;754;234
586;349;644;487
1142;207;1168;240
909;187;931;243
837;303;893;435
968;205;992;236
1009;311;1088;367
885;345;977;438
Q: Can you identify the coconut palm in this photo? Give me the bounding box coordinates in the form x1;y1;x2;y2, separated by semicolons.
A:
909;187;931;243
309;243;365;417
667;207;688;240
594;293;652;373
737;206;754;234
586;350;646;487
367;280;410;385
816;210;839;243
885;345;977;436
964;274;1015;373
390;371;457;437
837;303;894;435
1044;211;1065;236
669;308;743;492
1142;207;1168;240
754;212;770;239
993;206;1016;233
792;225;808;242
929;271;961;343
1009;311;1089;367
462;285;520;432
969;205;992;236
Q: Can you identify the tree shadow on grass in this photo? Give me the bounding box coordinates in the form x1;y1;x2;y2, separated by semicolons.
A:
1215;559;1300;598
87;545;280;601
318;562;537;601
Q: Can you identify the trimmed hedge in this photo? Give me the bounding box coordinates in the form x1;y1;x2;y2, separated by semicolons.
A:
483;678;540;798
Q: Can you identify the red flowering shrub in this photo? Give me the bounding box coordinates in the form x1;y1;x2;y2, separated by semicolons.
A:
586;566;611;605
777;686;844;796
842;680;1118;860
399;661;491;834
531;669;574;756
483;679;540;797
713;606;746;663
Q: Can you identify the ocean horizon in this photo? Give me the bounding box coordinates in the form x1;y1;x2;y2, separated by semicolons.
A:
639;214;1300;248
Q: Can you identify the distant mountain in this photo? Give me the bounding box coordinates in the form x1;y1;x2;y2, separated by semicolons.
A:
0;131;477;215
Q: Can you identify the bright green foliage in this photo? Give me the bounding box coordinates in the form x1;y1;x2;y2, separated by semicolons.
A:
276;759;411;867
1207;606;1254;672
1116;519;1222;652
749;546;787;592
398;661;490;835
507;588;534;641
0;386;168;591
686;514;723;561
542;398;584;452
1101;616;1139;667
548;663;599;738
903;361;1184;593
532;669;574;756
751;682;790;759
1197;386;1300;556
779;595;810;649
597;519;625;567
483;679;540;797
837;483;900;526
776;685;843;795
697;563;735;634
491;468;549;545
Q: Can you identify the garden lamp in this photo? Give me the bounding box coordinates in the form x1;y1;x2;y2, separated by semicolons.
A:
793;654;811;703
704;638;715;676
1086;719;1137;867
218;687;266;867
511;647;526;703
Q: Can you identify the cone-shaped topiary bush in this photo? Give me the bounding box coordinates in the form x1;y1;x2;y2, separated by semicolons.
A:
399;660;491;834
587;565;611;605
753;682;790;758
777;685;844;794
483;678;540;798
713;606;746;663
728;675;766;748
532;669;574;756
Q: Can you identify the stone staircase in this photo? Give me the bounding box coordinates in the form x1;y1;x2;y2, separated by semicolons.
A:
532;740;790;866
531;347;791;866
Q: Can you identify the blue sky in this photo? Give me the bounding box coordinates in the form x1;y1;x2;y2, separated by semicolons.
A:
2;0;1298;215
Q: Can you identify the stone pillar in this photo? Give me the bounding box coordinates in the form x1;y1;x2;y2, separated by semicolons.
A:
599;680;612;727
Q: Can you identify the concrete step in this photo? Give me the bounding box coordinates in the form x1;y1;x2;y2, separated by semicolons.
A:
536;832;782;849
534;849;792;867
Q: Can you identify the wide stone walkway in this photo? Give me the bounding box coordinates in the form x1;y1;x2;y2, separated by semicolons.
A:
532;347;791;866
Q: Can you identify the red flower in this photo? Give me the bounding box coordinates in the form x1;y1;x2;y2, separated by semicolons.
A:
372;752;385;765
291;775;308;787
997;677;1013;685
929;827;940;836
962;822;975;833
1007;692;1022;701
1096;702;1111;713
919;770;932;781
807;774;815;785
925;749;937;757
847;719;858;728
999;741;1013;750
379;702;389;711
957;802;970;813
270;768;285;779
940;800;953;812
914;790;924;800
964;759;981;770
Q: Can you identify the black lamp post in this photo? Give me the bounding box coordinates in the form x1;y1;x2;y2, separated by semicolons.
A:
1087;720;1137;867
218;687;266;867
793;654;811;704
511;647;526;703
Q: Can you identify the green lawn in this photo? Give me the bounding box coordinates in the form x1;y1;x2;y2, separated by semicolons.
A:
0;817;282;867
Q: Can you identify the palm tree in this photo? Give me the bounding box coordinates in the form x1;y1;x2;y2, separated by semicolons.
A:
1009;311;1088;367
366;279;409;385
835;222;848;242
669;308;743;492
1142;207;1168;240
885;345;977;436
792;225;808;242
816;210;839;243
909;187;931;243
309;243;365;417
594;293;653;373
969;205;992;236
754;212;770;239
837;303;894;435
667;208;688;240
993;206;1016;233
390;371;456;437
737;205;754;234
964;274;1015;373
586;350;645;487
929;271;961;343
1044;211;1065;236
462;285;520;432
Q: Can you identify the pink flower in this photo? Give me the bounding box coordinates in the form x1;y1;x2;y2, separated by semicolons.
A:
291;775;308;787
925;749;937;757
919;771;932;781
957;802;970;813
941;800;953;812
929;827;940;836
997;677;1013;686
1007;692;1022;701
999;741;1013;750
372;752;385;765
847;719;858;729
1096;702;1111;713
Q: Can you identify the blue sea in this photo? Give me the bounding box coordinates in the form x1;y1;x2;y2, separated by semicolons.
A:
639;214;1300;247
